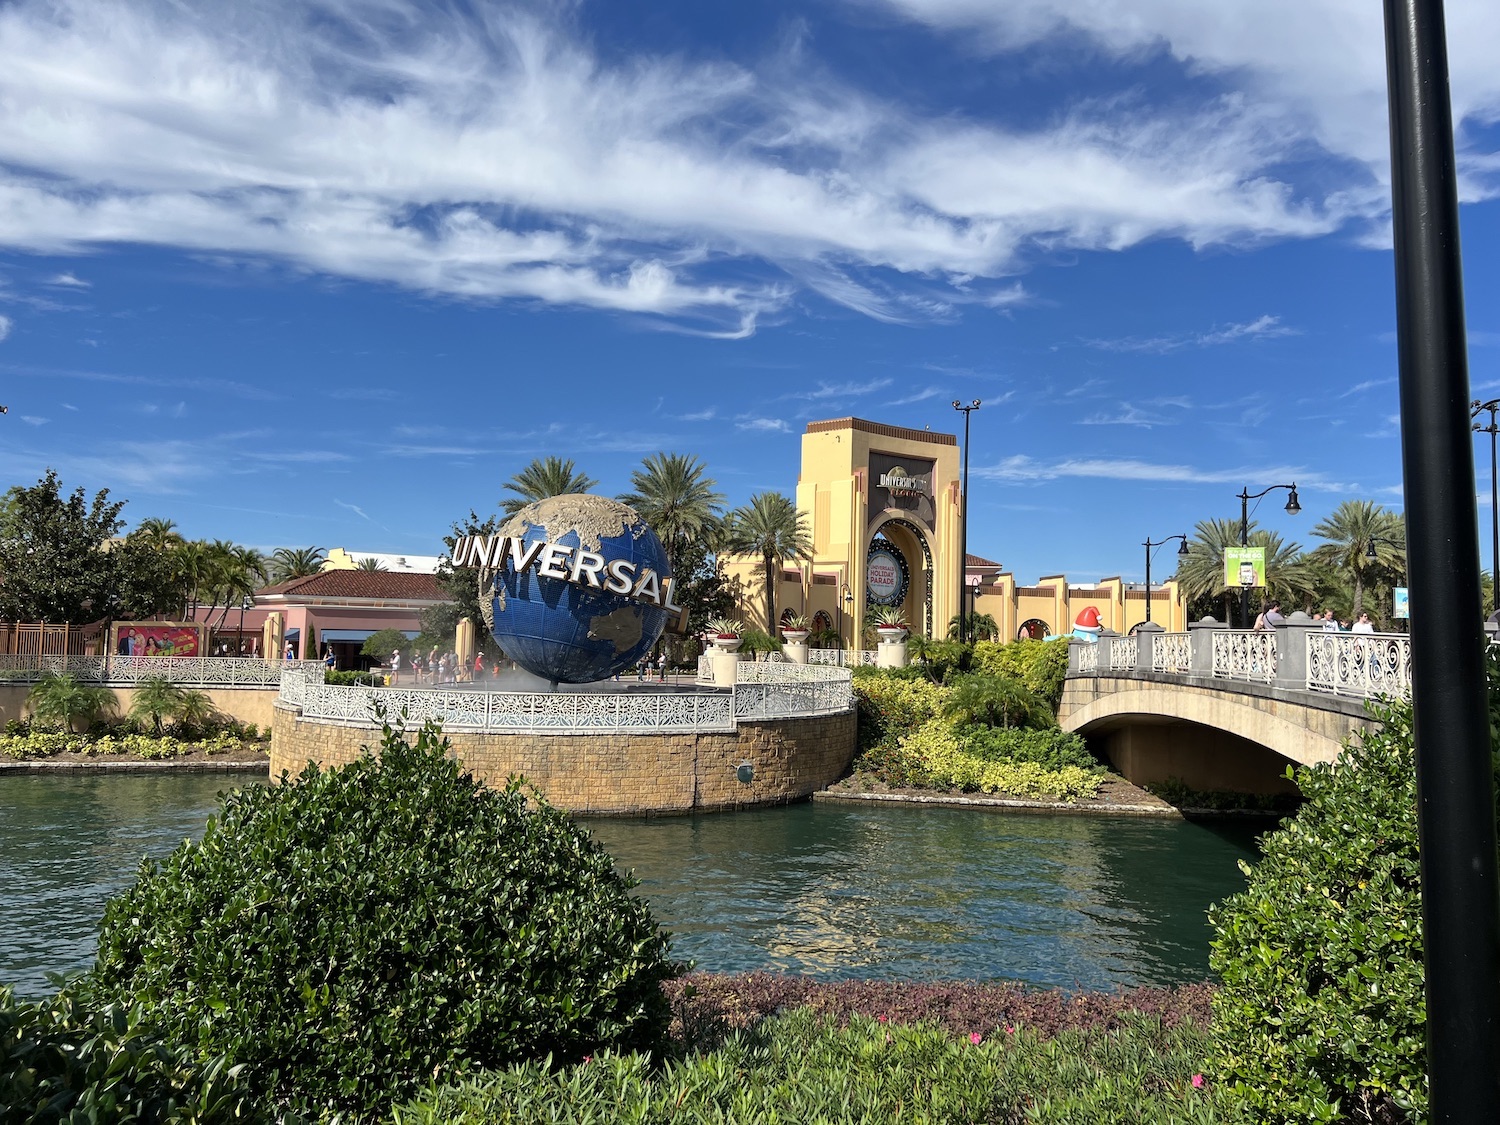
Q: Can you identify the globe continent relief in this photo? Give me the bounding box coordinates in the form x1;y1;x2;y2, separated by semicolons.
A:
490;495;673;684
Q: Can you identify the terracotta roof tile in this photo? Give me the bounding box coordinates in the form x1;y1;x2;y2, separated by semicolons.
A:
256;571;445;602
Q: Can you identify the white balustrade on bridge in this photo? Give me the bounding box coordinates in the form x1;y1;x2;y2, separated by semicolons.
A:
1066;617;1413;703
280;659;853;734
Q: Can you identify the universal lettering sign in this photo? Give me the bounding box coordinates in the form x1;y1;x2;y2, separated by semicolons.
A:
449;533;684;614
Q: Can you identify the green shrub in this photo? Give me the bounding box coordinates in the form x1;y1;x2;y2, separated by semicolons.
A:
396;1009;1233;1124
360;628;411;660
909;638;973;683
1207;694;1431;1121
90;720;676;1122
25;673;118;731
851;671;950;754
129;675;187;736
958;725;1102;773
0;982;252;1124
0;730;257;760
944;671;1054;730
902;719;1101;800
972;637;1071;708
325;669;381;686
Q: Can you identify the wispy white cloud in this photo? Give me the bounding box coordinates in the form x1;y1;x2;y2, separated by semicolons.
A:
1078;403;1179;428
737;417;791;433
0;0;1401;328
20;415;47;425
46;271;90;288
675;408;718;422
1084;315;1296;354
1338;377;1397;398
885;386;948;406
0;314;11;341
978;453;1353;491
789;378;893;401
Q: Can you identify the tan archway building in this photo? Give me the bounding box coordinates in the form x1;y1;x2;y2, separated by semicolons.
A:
723;415;1188;647
725;418;963;647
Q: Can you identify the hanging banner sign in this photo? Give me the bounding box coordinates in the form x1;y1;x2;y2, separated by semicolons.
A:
1393;586;1409;619
1223;546;1267;589
866;542;910;606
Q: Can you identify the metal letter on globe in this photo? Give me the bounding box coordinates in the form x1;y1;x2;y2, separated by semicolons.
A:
487;495;673;684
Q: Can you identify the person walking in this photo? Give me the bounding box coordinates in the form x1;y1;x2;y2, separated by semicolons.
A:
1352;612;1376;634
390;648;402;685
473;652;485;683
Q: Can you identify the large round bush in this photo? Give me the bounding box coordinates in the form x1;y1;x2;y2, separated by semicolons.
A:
1208;691;1448;1122
90;722;675;1122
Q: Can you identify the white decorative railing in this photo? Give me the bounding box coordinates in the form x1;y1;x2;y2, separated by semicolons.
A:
281;661;853;734
1212;632;1278;683
1306;632;1412;700
807;649;843;665
1076;643;1099;673
1108;637;1138;671
0;654;321;688
1151;633;1193;674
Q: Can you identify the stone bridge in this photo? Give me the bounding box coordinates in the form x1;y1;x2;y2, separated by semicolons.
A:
1061;616;1410;794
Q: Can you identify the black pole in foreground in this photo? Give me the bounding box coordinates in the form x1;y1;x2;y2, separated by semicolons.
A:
1470;399;1500;611
1383;1;1500;1117
953;400;980;644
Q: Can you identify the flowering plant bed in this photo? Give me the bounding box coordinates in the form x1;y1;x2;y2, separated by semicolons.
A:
0;730;268;761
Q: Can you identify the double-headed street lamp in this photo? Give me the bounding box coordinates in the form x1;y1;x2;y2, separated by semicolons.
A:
1471;399;1499;611
952;399;981;644
1143;535;1190;625
1236;483;1300;629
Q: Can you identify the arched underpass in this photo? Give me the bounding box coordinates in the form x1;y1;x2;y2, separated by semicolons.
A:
1058;675;1379;795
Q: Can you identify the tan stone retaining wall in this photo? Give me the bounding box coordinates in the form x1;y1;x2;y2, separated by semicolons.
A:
270;704;856;815
1;684;279;729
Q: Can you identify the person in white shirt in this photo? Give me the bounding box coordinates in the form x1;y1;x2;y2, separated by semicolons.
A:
1351;612;1376;633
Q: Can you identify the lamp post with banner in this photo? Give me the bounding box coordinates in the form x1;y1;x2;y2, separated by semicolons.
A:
1236;483;1300;628
952;399;981;643
1143;535;1190;625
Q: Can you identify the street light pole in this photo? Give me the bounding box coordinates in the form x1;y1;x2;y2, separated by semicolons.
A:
1236;483;1301;628
1143;535;1190;625
952;400;981;644
1471;399;1500;612
1385;2;1500;1113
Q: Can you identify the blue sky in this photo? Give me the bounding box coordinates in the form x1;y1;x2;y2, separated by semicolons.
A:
2;0;1499;583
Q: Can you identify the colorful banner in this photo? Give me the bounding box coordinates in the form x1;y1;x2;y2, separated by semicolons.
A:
1393;586;1409;619
115;623;204;657
1223;546;1267;589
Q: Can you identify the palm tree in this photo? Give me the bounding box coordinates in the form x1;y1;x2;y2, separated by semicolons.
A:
947;611;998;641
500;457;598;516
722;492;812;632
211;546;268;632
1311;500;1405;620
617;453;725;565
129;517;182;549
1176;517;1314;625
268;546;327;583
355;556;388;572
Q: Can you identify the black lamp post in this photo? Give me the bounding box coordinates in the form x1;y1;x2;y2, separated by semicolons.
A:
237;595;254;656
840;584;853;667
1471;399;1499;611
1143;535;1190;625
1236;483;1300;628
952;399;981;644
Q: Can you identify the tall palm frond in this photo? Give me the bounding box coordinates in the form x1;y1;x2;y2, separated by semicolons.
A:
722;492;811;631
617;453;725;566
500;457;598;517
269;546;327;583
1310;500;1405;619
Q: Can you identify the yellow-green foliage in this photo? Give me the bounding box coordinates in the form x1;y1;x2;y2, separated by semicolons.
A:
852;672;950;754
902;720;1101;801
972;638;1071;708
0;730;253;761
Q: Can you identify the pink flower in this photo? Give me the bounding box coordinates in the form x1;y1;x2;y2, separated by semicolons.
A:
877;1014;888;1023
583;1056;592;1064
969;1032;982;1045
1004;1024;1015;1035
1191;1074;1204;1089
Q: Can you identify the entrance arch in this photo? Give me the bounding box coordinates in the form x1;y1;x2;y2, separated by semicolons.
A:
867;517;936;638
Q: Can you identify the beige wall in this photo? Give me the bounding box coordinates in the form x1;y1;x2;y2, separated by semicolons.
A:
271;705;857;815
1;684;279;730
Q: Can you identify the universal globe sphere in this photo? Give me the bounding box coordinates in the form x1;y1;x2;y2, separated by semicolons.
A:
489;495;673;684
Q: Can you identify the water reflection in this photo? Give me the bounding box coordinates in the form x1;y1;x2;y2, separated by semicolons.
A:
587;803;1262;990
1;775;1262;1000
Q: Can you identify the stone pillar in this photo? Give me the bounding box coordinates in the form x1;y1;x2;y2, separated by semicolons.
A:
1067;636;1091;674
876;639;909;668
1188;616;1227;676
783;642;809;665
1273;611;1322;693
710;649;740;687
1134;621;1163;673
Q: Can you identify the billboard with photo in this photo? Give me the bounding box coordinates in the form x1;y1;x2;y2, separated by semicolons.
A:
110;622;207;657
1223;546;1267;589
1394;586;1409;619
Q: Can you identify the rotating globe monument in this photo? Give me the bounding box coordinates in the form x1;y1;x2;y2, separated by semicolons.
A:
450;495;680;685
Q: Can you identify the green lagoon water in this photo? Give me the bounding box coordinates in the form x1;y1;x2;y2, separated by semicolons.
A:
0;773;1265;998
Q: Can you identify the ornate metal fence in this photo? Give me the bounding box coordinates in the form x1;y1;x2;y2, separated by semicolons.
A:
0;654;320;687
1108;637;1138;671
1076;643;1099;673
1151;633;1193;674
1306;632;1412;699
1211;632;1278;683
281;661;852;734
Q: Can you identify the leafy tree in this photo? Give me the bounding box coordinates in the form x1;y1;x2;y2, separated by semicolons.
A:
660;532;734;646
127;517;183;550
111;537;191;621
426;512;504;661
361;628;413;660
1310;500;1405;621
723;492;812;632
500;456;598;517
617;453;725;566
943;673;1051;730
0;471;125;624
267;546;326;583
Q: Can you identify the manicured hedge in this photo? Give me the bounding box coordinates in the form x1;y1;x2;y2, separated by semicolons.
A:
0;730;258;760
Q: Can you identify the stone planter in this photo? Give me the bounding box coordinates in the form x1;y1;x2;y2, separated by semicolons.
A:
780;629;809;645
876;635;909;669
713;635;743;653
709;647;740;687
783;641;809;665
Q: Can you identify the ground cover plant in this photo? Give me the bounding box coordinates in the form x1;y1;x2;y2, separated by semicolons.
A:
0;728;260;761
88;719;677;1123
851;660;1103;799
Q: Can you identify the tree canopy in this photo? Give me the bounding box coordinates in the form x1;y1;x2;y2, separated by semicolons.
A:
501;457;598;517
0;471;126;624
